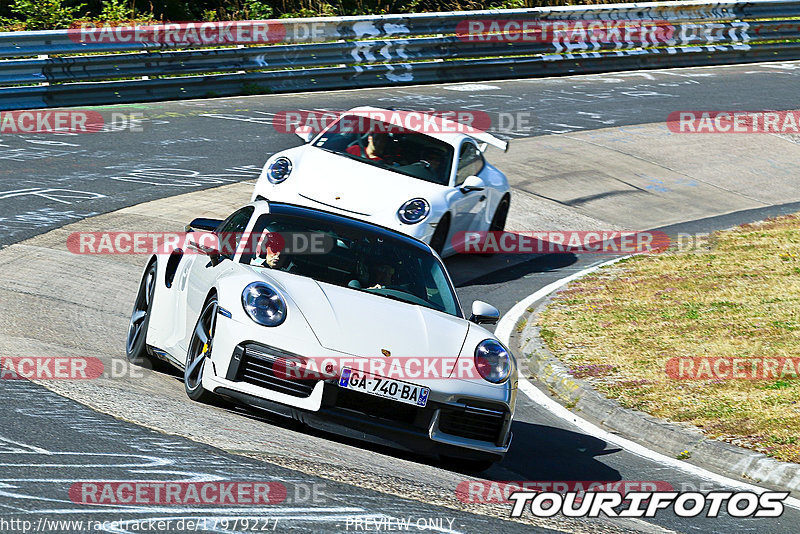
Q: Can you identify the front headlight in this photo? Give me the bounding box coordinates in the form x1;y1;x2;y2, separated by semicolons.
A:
397;198;430;225
242;282;287;326
474;339;511;384
267;157;292;184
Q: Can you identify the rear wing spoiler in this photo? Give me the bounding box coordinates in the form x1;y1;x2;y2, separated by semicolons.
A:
345;106;509;152
473;132;508;153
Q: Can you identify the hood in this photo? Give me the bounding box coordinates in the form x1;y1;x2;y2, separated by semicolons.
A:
263;270;469;360
285;147;447;218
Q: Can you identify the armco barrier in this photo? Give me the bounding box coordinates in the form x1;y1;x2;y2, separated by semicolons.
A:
1;0;799;110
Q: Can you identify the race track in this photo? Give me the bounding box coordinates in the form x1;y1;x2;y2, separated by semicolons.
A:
3;61;800;533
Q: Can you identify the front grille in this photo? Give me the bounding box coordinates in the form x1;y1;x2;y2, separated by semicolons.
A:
334;387;425;426
438;404;508;444
234;344;317;398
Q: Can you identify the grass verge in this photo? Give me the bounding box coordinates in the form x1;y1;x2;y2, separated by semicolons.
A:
538;213;800;463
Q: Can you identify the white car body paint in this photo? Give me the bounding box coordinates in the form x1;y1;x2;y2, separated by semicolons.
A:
142;200;516;460
252;107;511;257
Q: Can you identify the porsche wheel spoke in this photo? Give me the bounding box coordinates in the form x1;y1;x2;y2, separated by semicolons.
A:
208;304;218;335
145;273;154;306
130;310;146;325
186;299;216;393
185;353;204;383
194;322;209;346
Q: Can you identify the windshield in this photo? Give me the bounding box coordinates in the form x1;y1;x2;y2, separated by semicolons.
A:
312;117;454;186
241;213;461;317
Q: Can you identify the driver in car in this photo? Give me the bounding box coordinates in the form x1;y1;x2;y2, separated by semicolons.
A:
348;260;396;290
252;231;292;270
347;132;389;161
421;148;444;176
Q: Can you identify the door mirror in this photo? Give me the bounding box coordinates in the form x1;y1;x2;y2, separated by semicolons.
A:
459;175;485;194
470;300;500;325
185;218;222;233
194;242;223;267
295;126;315;143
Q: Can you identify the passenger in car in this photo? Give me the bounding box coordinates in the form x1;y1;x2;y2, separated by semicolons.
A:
366;263;396;289
421;148;445;181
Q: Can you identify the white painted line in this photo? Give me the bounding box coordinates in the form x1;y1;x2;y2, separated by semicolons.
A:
442;83;500;91
496;256;800;510
0;435;50;455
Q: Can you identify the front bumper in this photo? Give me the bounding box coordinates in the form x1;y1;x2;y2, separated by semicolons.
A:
206;340;513;461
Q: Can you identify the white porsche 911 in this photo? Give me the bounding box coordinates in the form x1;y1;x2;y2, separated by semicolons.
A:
126;200;517;467
252;107;511;256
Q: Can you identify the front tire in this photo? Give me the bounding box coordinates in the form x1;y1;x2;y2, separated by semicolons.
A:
126;261;156;363
184;295;219;403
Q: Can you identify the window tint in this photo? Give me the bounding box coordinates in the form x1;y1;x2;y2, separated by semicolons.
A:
242;213;461;317
312;117;455;186
456;142;484;185
217;206;253;260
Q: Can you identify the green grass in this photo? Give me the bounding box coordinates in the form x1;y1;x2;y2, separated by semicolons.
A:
539;213;800;463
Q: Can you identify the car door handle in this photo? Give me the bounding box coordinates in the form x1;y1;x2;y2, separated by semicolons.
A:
479;195;486;202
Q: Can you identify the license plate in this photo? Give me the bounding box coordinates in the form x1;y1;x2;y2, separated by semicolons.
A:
338;368;430;407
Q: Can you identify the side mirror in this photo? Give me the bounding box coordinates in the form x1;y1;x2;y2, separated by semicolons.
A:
185;218;222;233
195;242;223;267
459;175;485;194
469;300;500;325
295;126;315;143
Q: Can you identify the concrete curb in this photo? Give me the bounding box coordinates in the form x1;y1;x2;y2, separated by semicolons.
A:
514;285;800;497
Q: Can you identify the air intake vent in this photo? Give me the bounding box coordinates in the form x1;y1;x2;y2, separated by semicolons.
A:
234;344;316;398
438;404;508;444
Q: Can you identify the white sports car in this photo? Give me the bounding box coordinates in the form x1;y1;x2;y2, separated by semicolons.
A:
126;200;517;467
252;107;511;257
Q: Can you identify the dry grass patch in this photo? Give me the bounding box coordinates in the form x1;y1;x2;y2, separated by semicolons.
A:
539;214;800;463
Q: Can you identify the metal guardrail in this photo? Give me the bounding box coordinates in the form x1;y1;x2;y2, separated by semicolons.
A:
1;0;799;110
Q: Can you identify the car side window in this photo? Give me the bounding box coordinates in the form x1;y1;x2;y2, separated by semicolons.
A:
216;206;254;260
455;142;484;185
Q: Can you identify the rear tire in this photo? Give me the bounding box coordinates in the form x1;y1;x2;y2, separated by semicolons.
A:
184;295;219;404
429;214;450;256
489;195;510;233
479;196;510;257
126;261;156;364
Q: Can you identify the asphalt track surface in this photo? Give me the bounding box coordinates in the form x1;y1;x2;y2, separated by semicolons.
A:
2;61;800;533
